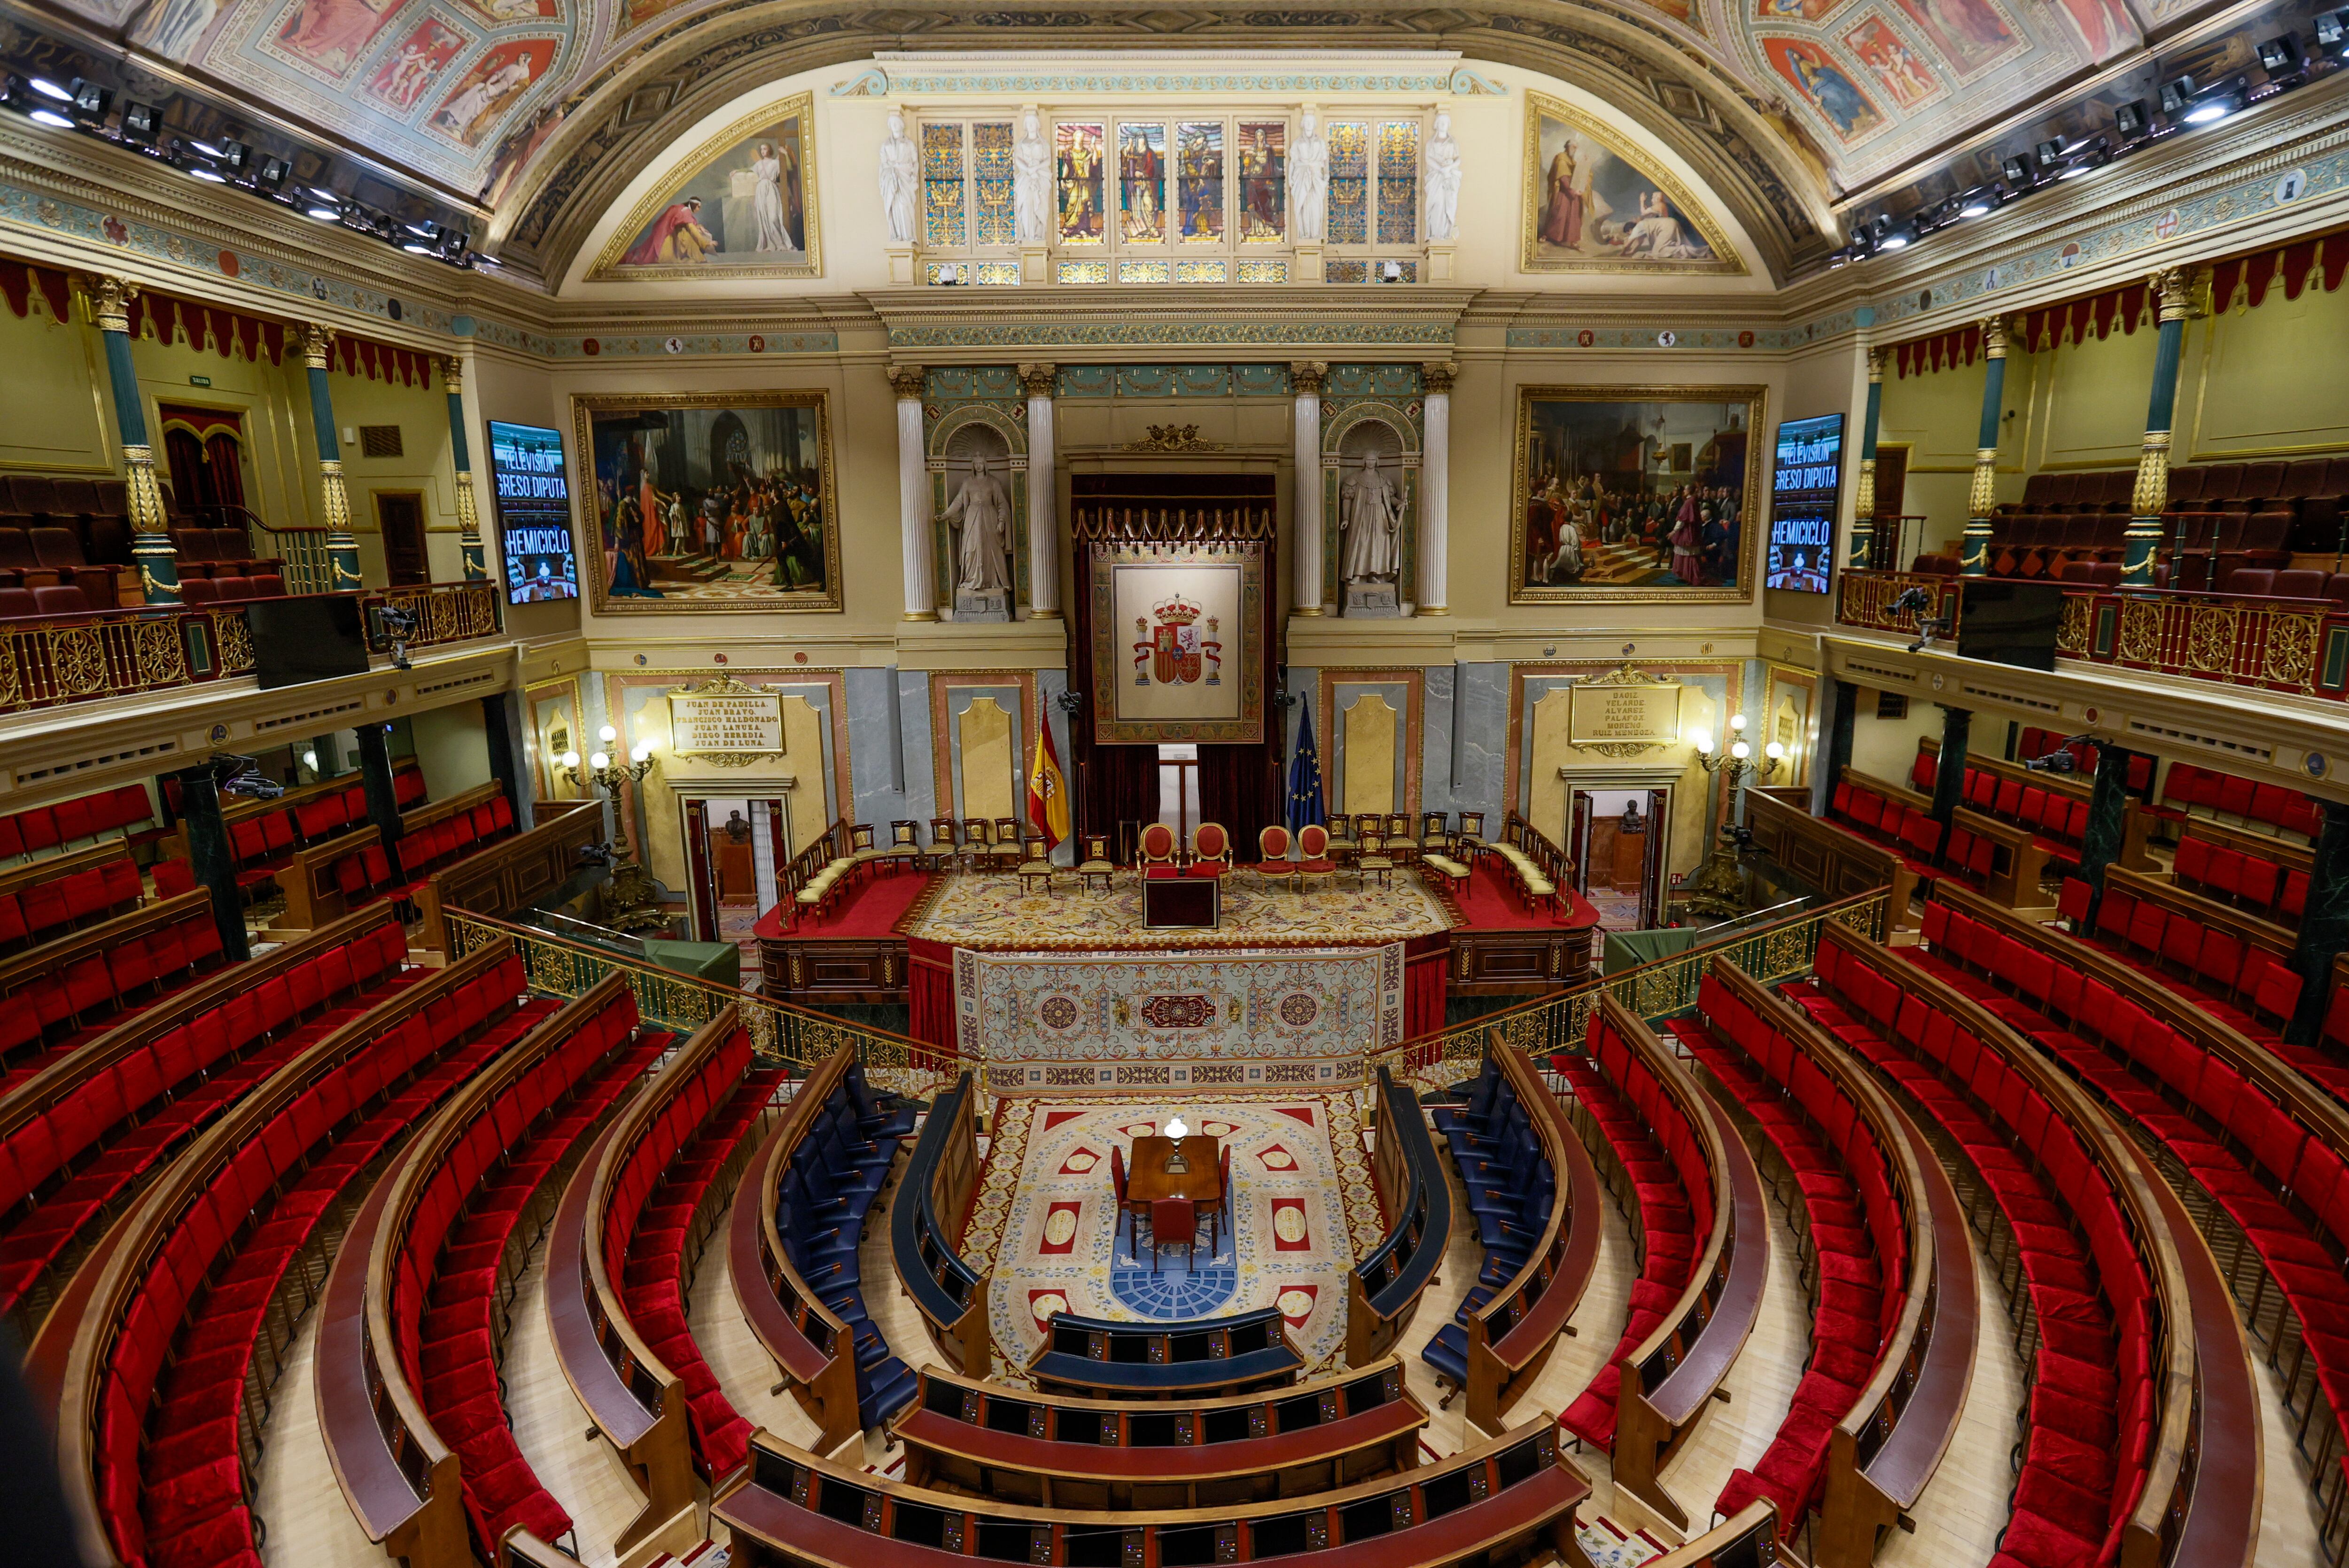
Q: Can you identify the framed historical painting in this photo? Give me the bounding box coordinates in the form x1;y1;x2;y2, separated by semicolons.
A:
1509;385;1768;604
1520;93;1742;274
1087;543;1267;745
586;93;819;280
574;391;842;614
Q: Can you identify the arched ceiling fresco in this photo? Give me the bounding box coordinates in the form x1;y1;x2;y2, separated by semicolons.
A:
41;0;2257;278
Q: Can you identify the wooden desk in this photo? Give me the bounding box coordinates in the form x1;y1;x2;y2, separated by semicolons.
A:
1127;1135;1223;1211
1142;875;1218;929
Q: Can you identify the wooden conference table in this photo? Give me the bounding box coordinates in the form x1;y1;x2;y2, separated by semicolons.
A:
1126;1133;1225;1241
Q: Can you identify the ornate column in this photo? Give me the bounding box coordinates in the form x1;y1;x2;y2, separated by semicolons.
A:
1291;360;1326;615
2287;798;2349;1047
442;356;486;581
90;276;179;604
301;324;362;591
1927;705;1970;850
1851;345;1884;572
1020;361;1060;618
169;762;250;963
2122;268;2197;588
1418;360;1453;615
2073;741;2139;903
892;364;936;621
1958;315;2009;577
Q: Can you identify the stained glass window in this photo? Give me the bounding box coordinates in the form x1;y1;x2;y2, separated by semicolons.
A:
1377;121;1419;246
1056;123;1106;244
1176;122;1224;243
1119;124;1166;244
1326;121;1368;247
1236;122;1286;243
922;124;965;249
972;122;1015;247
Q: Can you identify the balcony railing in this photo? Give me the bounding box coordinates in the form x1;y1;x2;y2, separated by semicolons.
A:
0;579;506;719
1836;568;2349;705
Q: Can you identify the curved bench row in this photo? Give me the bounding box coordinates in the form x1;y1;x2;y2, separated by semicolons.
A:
718;1419;1592;1568
0;888;228;1082
890;1069;989;1374
556;1001;780;1552
1793;923;2239;1568
732;1041;917;1450
42;939;547;1568
0;835;141;956
1028;1305;1303;1400
1672;957;1976;1566
327;970;664;1568
891;1358;1427;1509
0;906;412;1324
1352;1065;1454;1373
1554;994;1768;1532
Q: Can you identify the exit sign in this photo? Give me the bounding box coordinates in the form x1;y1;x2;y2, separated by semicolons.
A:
189;375;212;387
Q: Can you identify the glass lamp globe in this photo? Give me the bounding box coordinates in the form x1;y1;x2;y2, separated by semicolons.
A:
1731;740;1751;761
560;750;580;769
1728;713;1747;733
589;751;610;770
1165;1115;1190;1140
1766;741;1786;761
1691;732;1713;755
598;723;618;745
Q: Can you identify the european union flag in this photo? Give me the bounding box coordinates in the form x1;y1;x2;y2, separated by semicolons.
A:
1287;703;1328;833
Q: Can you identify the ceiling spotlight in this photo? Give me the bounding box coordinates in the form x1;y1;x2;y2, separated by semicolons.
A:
2158;74;2199;115
401;240;433;255
2182;78;2245;124
436;230;469;263
69;79;111;120
1999;153;2031;186
1829;248;1850;269
182;136;223;159
27;77;70;102
184;162;227;183
218;140;254;177
305;200;342;222
305;183;342;202
2319;9;2349;51
2258;34;2305;72
2113;99;2151;139
2034;137;2068;171
1880;227;1910;251
1956;187;1991;218
253;155;291;194
119;101;159;145
2057;137;2111;179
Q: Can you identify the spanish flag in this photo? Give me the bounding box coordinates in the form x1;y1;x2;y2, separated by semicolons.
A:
1028;713;1072;850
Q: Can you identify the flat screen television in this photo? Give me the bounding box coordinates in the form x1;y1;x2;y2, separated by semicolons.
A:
1957;579;2066;671
1766;413;1843;594
486;420;579;605
248;594;369;689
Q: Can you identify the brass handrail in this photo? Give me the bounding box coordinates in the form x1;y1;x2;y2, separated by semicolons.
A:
442;908;957;1098
1370;887;1892;1090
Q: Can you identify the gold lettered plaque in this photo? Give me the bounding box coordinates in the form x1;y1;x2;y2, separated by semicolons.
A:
667;674;783;764
1568;664;1683;753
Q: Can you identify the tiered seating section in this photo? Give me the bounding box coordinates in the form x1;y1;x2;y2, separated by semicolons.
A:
181;763;427;904
393;977;666;1556
1670;970;1909;1541
0;783;155;859
0;474;141;610
1787;931;2169;1568
2171;826;2310;927
78;945;552;1568
1909;744;2105;881
0;839;145;954
1988;458;2349;586
2157;761;2325;841
1827;771;2031;903
601;1017;781;1481
890;1071;991;1374
1027;1307;1302;1399
0;911;412;1321
1426;1051;1556;1385
1;889;228;1083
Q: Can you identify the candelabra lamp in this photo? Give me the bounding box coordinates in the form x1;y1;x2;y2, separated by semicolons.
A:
563;723;669;933
1681;714;1785;919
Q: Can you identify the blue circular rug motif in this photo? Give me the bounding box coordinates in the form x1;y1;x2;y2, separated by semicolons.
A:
1110;1232;1238;1319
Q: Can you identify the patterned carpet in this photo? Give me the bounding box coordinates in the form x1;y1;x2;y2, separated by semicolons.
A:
963;1096;1383;1384
906;868;1455;951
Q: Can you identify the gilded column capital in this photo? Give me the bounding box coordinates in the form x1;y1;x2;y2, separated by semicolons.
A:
1979;315;2010;359
1290;360;1326;396
887;364;926;399
89;275;138;335
301;323;336;369
440;354;464;396
1017;361;1058;397
1420;360;1457;395
1865;344;1884;383
2152;267;2197;321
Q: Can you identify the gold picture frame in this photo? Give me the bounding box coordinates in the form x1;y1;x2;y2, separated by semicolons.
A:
574;389;843;615
1520;93;1742;275
1509;383;1768;605
586;91;821;280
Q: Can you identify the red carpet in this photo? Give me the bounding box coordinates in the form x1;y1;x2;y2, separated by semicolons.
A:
1446;858;1599;932
751;870;937;940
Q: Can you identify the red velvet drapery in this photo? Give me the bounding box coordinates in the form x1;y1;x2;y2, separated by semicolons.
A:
908;936;958;1056
1404;932;1448;1040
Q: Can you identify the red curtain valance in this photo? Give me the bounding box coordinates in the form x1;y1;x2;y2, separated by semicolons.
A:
329;333;434;388
1891;323;1981;378
119;289;289;365
0;260;72;324
2014;280;2150;353
2210;230;2349;315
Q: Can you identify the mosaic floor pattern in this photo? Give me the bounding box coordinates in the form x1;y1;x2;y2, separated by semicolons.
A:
964;1096;1384;1383
905;869;1454;951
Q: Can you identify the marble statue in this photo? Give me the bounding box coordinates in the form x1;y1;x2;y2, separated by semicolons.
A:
1291;110;1328;245
940;456;1014;594
1339;453;1405;582
1424;109;1461;241
879;109;918;245
1013;109;1050;245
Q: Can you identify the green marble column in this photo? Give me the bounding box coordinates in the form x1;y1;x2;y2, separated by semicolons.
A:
1812;679;1859;818
2120;269;2196;589
443;356;487;582
356;723;408;879
1850;346;1884;572
1958;316;2010;578
2072;742;2136;899
301;324;364;592
1928;706;1971;847
481;689;531;828
172;764;251;963
90;276;179;604
2287;798;2349;1047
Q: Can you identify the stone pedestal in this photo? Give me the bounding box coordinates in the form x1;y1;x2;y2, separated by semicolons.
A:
1426;243;1455;282
1021;246;1047;283
887;245;916;284
1295;245;1323;283
1342;581;1400;618
955;588;1012;622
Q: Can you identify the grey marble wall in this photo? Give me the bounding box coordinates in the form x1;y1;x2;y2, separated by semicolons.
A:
844;667;936;837
1421;662;1506;834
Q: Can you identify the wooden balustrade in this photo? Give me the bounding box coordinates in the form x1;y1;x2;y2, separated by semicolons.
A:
1027;1305;1304;1400
1346;1065;1454;1368
413;799;601;953
889;1070;990;1374
1744;789;1918;927
1842;767;2053;908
